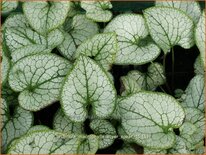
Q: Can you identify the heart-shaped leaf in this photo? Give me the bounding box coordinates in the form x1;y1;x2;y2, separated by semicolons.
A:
90;119;117;149
119;92;185;149
3;13;29;29
23;2;71;35
1;1;18;14
1;102;33;153
181;75;205;111
7;130;80;154
77;134;99;154
58;15;99;61
9;54;72;111
81;1;113;22
155;1;201;24
61;55;116;122
104;14;160;65
53;109;84;134
195;11;205;65
75;32;117;70
121;63;165;96
144;7;194;54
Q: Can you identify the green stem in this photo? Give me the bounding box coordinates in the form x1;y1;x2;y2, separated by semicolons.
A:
172;47;175;92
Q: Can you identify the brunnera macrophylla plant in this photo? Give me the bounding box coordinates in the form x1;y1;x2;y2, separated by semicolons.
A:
0;1;205;154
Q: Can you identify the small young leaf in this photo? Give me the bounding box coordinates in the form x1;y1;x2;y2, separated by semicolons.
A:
2;13;29;29
144;7;194;54
1;1;18;14
58;15;99;61
75;33;117;70
195;11;205;65
90;119;117;149
9;54;72;111
119;92;185;149
61;55;116;122
7;130;80;154
181;75;205;111
77;134;99;154
104;14;160;65
121;63;165;96
2;105;33;153
155;0;201;24
81;1;113;22
194;55;204;75
53;109;84;134
23;2;71;35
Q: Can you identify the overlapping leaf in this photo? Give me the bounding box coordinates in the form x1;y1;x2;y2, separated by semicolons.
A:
155;0;201;24
1;102;33;153
9;54;72;111
4;27;64;62
53;109;84;134
81;1;113;22
119;92;185;149
90;119;117;149
61;55;116;122
181;75;205;111
23;2;71;35
104;14;160;64
75;33;117;70
77;134;99;154
194;55;204;75
1;50;10;84
1;1;18;14
121;63;165;96
195;11;205;65
144;7;194;54
58;15;99;61
7;130;80;154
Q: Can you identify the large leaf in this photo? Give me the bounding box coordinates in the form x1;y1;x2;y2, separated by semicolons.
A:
195;11;205;65
77;134;99;154
121;63;165;96
53;109;84;134
155;0;201;24
23;2;71;35
9;54;72;111
181;75;205;111
119;92;185;149
58;15;99;61
104;14;160;65
90;119;117;149
7;130;80;154
144;7;194;54
144;148;167;154
1;1;18;14
81;1;113;22
1;103;33;153
61;55;116;122
75;32;117;70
